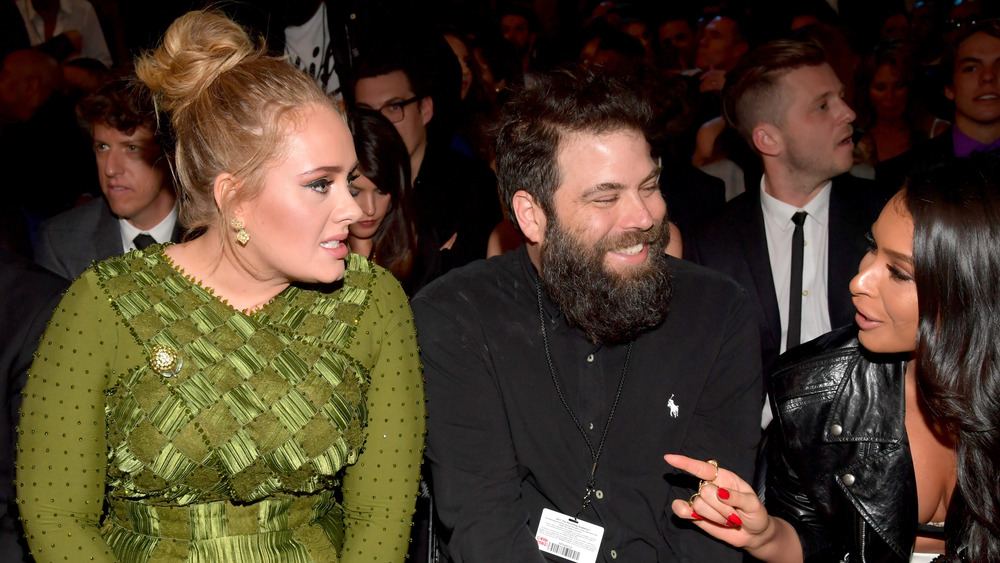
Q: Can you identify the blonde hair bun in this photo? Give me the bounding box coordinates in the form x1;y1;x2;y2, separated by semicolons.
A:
136;10;262;116
133;9;332;238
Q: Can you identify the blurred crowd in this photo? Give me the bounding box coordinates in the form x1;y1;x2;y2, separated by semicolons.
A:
2;0;1000;561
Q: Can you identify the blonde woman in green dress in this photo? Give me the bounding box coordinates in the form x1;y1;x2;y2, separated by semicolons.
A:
16;10;425;562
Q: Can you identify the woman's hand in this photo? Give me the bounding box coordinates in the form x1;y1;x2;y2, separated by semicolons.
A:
664;454;804;562
664;454;766;547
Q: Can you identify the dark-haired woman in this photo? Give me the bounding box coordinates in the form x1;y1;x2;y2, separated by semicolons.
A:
664;155;1000;562
348;109;436;295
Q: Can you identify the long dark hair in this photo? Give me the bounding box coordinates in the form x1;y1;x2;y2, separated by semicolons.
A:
348;109;419;290
907;154;1000;561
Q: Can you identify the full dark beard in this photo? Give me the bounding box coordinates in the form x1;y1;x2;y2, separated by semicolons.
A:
540;219;673;344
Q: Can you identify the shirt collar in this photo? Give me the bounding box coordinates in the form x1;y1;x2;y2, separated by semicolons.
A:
118;202;179;245
759;175;832;231
952;126;1000;158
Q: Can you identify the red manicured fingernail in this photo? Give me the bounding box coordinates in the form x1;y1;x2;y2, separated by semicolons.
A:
691;510;702;520
717;488;730;500
727;513;742;527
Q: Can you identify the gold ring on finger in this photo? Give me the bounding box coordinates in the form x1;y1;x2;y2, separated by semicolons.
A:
688;492;700;506
706;459;719;482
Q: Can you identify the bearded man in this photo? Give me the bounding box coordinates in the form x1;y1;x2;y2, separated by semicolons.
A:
412;68;761;563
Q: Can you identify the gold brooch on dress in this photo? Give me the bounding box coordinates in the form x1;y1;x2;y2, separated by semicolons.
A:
149;344;183;377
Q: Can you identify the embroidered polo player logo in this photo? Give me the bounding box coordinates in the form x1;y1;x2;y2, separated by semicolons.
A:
667;394;679;418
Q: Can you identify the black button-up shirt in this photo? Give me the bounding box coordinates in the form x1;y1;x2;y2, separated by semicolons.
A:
413;246;761;562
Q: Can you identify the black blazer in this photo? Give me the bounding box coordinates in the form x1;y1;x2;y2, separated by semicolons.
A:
685;174;892;378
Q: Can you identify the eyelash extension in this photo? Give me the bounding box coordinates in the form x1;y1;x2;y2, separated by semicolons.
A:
865;231;913;282
887;265;912;282
305;178;332;192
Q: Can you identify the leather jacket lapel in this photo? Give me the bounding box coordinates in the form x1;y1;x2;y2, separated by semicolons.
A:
825;354;916;560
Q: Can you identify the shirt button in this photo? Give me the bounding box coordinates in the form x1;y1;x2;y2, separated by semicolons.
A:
586;354;594;363
830;424;843;436
588;422;594;430
842;473;856;486
802;290;809;296
611;550;618;559
803;239;809;247
595;490;604;499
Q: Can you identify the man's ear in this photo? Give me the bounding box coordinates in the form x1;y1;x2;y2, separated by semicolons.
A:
753;123;782;157
944;84;955;102
419;96;434;126
512;190;546;245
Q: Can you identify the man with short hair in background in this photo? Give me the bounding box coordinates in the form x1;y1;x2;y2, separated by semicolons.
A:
35;76;180;280
687;40;892;422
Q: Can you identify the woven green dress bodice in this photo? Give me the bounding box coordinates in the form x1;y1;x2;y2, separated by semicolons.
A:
101;250;371;505
17;248;425;563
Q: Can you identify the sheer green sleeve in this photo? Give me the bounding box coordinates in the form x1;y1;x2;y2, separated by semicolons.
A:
339;269;425;562
16;271;121;563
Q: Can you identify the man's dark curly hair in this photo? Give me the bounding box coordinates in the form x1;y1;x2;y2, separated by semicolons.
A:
76;73;159;139
494;66;651;230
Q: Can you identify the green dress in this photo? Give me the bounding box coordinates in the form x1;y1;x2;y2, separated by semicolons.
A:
16;248;425;562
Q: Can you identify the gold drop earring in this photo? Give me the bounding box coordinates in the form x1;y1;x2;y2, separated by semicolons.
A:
230;218;250;246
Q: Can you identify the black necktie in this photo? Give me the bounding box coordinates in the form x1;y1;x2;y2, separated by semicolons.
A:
133;233;157;250
786;211;808;351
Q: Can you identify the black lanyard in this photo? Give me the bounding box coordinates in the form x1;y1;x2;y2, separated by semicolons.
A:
536;280;632;520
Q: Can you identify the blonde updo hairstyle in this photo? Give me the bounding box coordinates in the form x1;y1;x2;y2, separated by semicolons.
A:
136;10;337;247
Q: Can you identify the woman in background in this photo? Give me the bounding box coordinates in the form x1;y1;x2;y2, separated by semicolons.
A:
17;11;424;562
348;108;433;295
853;40;947;170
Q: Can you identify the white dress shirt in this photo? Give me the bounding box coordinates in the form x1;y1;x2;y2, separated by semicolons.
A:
759;177;834;428
760;176;833;355
16;0;113;68
119;204;179;252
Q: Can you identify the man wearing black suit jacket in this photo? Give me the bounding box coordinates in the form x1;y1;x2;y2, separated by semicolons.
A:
35;76;179;280
687;40;892;417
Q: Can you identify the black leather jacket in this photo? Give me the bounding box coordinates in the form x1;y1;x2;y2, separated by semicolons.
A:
765;326;917;562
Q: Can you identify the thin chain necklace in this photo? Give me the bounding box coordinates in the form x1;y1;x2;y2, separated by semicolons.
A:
536;279;632;519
